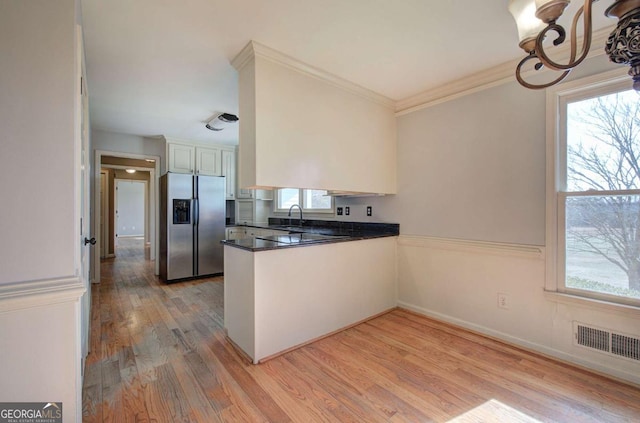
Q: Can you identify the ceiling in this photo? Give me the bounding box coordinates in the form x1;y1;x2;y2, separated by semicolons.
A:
81;0;615;145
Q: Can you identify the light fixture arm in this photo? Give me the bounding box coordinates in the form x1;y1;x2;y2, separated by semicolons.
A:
516;52;572;89
512;0;640;90
514;1;595;89
535;2;594;71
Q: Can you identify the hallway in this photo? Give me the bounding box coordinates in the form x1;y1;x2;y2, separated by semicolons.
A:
82;243;640;422
82;238;226;421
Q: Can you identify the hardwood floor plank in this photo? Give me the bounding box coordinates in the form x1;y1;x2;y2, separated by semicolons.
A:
311;332;456;421
82;237;640;422
169;358;224;422
207;333;292;422
378;311;640;421
285;349;391;422
184;350;233;413
361;313;612;422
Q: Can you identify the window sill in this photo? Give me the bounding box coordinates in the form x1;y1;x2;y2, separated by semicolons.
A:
543;290;640;316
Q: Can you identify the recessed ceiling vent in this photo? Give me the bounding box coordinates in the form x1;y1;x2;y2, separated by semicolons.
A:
206;112;239;131
574;322;640;362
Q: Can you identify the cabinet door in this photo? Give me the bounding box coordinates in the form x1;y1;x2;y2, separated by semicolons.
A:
237;188;254;199
196;147;221;176
168;144;195;174
221;150;236;200
226;227;246;240
255;189;273;200
236;200;254;225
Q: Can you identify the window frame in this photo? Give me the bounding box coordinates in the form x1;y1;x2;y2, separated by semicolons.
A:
274;188;335;214
546;68;640;307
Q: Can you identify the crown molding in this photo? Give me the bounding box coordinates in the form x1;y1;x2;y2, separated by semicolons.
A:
395;25;616;116
232;40;396;109
230;41;256;71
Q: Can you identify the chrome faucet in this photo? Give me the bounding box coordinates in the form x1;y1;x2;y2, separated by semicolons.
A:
288;204;303;227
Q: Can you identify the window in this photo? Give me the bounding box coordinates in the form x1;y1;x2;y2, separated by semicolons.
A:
275;188;333;213
550;71;640;306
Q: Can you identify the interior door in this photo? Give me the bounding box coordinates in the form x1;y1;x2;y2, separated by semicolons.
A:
78;26;92;361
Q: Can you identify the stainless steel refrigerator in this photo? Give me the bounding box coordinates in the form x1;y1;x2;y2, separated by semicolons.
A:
160;173;225;281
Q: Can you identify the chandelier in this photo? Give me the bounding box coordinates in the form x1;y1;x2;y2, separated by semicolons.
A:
509;0;640;90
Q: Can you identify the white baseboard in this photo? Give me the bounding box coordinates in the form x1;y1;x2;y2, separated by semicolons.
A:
398;301;640;387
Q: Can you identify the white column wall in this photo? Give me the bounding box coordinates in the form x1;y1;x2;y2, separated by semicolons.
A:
0;1;84;421
0;0;78;284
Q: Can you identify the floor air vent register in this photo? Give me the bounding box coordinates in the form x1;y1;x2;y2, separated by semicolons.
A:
574;322;640;362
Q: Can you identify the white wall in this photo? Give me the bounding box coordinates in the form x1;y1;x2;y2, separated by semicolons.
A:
360;54;640;384
0;1;83;422
0;0;77;284
91;129;166;172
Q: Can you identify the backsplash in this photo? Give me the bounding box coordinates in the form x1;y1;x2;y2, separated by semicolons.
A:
267;218;399;235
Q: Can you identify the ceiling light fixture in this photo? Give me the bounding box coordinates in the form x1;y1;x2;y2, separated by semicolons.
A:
509;0;640;90
125;169;136;174
206;112;239;131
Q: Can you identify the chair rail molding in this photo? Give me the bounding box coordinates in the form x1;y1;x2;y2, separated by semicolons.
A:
398;235;545;260
0;276;84;313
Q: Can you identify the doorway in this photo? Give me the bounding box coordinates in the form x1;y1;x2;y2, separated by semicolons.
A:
115;179;147;255
94;152;160;283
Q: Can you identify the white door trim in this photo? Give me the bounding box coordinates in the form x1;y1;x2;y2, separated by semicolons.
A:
100;171;109;258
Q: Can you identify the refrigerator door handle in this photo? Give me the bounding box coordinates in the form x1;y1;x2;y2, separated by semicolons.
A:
194;198;199;226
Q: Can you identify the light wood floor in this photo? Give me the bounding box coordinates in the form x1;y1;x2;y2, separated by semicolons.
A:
83;238;640;422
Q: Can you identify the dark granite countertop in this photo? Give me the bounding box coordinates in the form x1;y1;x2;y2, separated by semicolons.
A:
222;219;399;252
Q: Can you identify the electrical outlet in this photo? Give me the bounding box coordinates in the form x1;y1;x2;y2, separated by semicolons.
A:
366;206;372;216
336;207;343;216
497;293;509;309
345;206;350;216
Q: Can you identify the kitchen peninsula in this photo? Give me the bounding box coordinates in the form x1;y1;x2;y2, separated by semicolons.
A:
222;219;399;363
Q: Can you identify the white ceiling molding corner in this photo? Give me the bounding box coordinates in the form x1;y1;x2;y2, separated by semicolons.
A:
233;40;395;110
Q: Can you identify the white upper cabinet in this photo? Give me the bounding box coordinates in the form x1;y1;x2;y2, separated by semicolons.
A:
166;140;236;194
221;149;236;200
168;143;195;174
196;146;221;176
232;41;397;195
